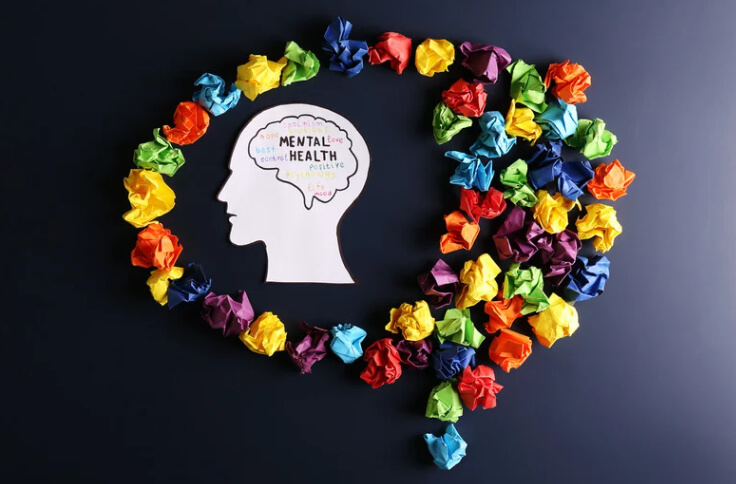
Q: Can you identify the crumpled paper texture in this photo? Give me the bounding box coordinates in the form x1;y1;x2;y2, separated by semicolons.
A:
435;308;486;348
506;59;547;113
146;266;184;306
133;128;185;176
535;98;578;140
123;169;175;228
281;41;320;86
527;293;579;347
192;73;240;116
235;54;287;101
386;300;435;341
360;338;403;389
459;188;506;223
418;259;459;309
446;151;493;191
201;290;255;337
456;253;502;309
440;211;480;253
239;311;287;356
503;263;550;314
131;222;182;271
505;100;542;143
533;190;579;234
441;78;487;117
488;328;533;372
457;365;503;410
484;290;524;333
576;203;622;252
433;102;472;144
566;118;618;159
426;381;463;423
167;263;212;308
162;101;210;145
396;339;434;369
329;323;367;363
544;60;591;104
424;424;467;470
322;17;368;77
499;159;538;207
493;205;545;263
538;229;582;286
470;111;516;158
458;42;511;84
286;323;331;374
415;38;454;77
587;159;635;200
368;32;412;74
432;343;476;381
564;255;610;302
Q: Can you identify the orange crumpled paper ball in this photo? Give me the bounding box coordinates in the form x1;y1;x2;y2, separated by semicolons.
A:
544;60;591;104
587;159;636;201
162;101;210;145
440;211;480;254
488;328;532;372
483;289;524;333
131;222;183;270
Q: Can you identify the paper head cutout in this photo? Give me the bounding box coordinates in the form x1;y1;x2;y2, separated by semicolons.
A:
218;104;370;284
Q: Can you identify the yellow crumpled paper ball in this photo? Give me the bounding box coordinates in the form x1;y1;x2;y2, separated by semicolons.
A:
505;100;542;143
527;293;579;347
576;203;622;252
239;312;287;356
456;253;502;309
532;189;580;234
386;300;435;341
146;266;184;306
123;169;176;228
415;39;454;77
235;54;287;101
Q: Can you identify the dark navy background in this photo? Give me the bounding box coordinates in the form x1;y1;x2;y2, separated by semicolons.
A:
2;1;735;482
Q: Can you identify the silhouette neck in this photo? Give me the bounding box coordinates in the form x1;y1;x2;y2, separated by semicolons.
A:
264;230;354;284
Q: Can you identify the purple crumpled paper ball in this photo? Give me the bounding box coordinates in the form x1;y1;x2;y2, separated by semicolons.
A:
200;290;254;337
418;259;459;309
396;339;434;369
459;42;512;84
286;323;331;374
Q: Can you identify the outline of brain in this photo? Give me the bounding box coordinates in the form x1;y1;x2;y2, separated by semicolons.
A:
247;114;359;209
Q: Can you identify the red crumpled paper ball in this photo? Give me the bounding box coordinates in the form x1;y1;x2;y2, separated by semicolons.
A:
360;338;403;389
368;32;413;74
441;78;487;117
457;364;503;410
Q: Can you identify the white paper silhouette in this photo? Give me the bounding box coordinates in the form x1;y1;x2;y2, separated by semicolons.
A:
218;104;370;284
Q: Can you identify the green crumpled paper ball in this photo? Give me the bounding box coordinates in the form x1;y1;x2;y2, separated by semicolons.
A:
507;59;547;113
281;41;320;86
566;118;618;159
133;128;185;176
433;102;472;145
426;381;464;422
503;263;550;314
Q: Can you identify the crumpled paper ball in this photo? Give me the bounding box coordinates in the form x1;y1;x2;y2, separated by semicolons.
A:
162;101;210;145
167;263;212;308
566;118;618;159
439;211;480;254
235;54;287;101
506;59;547;113
415;38;454;77
360;338;403;389
368;32;412;74
441;78;487;117
544;60;591;104
329;323;367;363
239;311;287;356
533;189;579;234
534;98;578;140
122;168;176;228
499;159;538;207
527;293;580;347
458;42;511;84
396;339;434;369
455;253;502;309
435;308;486;348
426;380;463;422
576;203;622;252
133;128;185;176
146;267;184;306
470;111;516;159
322;17;368;77
564;255;610;302
459;188;506;223
417;259;459;310
432;342;476;381
503;263;550;314
457;364;503;410
201;290;255;337
286;323;331;374
433;102;472;144
130;222;182;271
484;290;524;333
446;151;494;191
488;328;532;372
424;424;467;470
281;41;320;86
587;159;636;201
385;300;435;341
192;73;240;116
505;100;542;143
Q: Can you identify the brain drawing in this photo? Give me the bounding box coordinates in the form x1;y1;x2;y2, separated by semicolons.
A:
248;114;359;209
